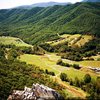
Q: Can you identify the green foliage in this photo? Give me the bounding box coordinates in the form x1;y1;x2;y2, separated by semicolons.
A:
0;36;31;47
69;79;74;85
39;43;55;52
0;3;100;45
84;74;91;83
57;38;100;61
64;51;83;61
86;77;100;100
74;77;80;87
57;60;81;69
72;64;80;69
8;49;20;60
97;58;100;61
32;45;46;55
60;73;67;81
57;59;63;65
0;46;64;99
0;47;5;59
45;69;55;76
57;59;71;67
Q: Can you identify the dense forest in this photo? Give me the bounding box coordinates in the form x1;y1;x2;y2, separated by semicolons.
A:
0;44;65;99
0;2;100;44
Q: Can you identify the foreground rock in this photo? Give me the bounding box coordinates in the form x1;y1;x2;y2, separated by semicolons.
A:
8;83;64;100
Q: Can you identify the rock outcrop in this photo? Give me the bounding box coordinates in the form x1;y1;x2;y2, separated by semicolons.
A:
8;83;64;100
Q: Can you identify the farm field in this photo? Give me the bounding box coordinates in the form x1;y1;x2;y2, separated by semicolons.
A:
0;36;32;47
77;61;100;68
19;54;99;80
63;59;100;68
19;54;89;98
46;34;93;47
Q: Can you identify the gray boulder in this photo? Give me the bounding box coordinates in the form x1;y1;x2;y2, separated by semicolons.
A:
7;83;64;100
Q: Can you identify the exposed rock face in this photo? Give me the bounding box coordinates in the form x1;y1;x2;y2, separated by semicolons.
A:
8;83;64;100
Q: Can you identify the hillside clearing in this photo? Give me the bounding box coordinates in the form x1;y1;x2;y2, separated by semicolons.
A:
46;34;93;47
0;36;32;47
77;61;100;68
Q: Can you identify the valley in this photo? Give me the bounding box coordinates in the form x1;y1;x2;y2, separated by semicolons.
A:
0;1;100;100
19;53;99;79
19;54;88;98
19;43;99;98
0;35;100;99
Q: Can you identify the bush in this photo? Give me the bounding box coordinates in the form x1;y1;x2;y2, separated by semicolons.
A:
45;69;55;76
97;58;100;61
60;73;67;81
84;74;91;83
74;77;80;87
56;59;62;65
65;63;70;67
57;59;70;67
72;64;80;69
69;79;74;85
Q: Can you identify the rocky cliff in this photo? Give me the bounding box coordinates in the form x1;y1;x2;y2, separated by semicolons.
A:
8;83;64;100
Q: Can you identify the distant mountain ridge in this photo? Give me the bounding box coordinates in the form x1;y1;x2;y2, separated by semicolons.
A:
17;1;70;9
31;1;70;7
83;0;100;2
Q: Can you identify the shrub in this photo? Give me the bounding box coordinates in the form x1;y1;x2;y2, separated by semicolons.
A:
97;58;100;61
65;63;70;67
57;59;70;67
60;73;67;81
69;79;74;85
56;59;62;65
72;64;80;69
74;77;80;87
84;74;91;83
45;69;55;76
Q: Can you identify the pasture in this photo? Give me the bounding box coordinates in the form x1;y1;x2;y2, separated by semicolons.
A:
46;34;93;47
0;36;32;47
19;54;98;81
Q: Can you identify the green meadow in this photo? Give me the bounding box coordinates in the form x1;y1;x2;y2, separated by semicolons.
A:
0;36;32;47
19;54;98;81
47;34;93;47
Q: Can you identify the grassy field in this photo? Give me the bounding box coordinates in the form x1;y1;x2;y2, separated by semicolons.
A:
19;53;98;98
46;34;93;47
91;55;100;61
77;61;100;68
19;54;98;80
63;59;100;68
19;54;60;74
0;36;32;47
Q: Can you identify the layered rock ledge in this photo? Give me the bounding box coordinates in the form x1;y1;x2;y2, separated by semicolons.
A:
8;83;64;100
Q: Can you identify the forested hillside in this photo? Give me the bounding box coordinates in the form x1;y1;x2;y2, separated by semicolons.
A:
0;2;100;44
0;44;65;99
0;1;100;100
